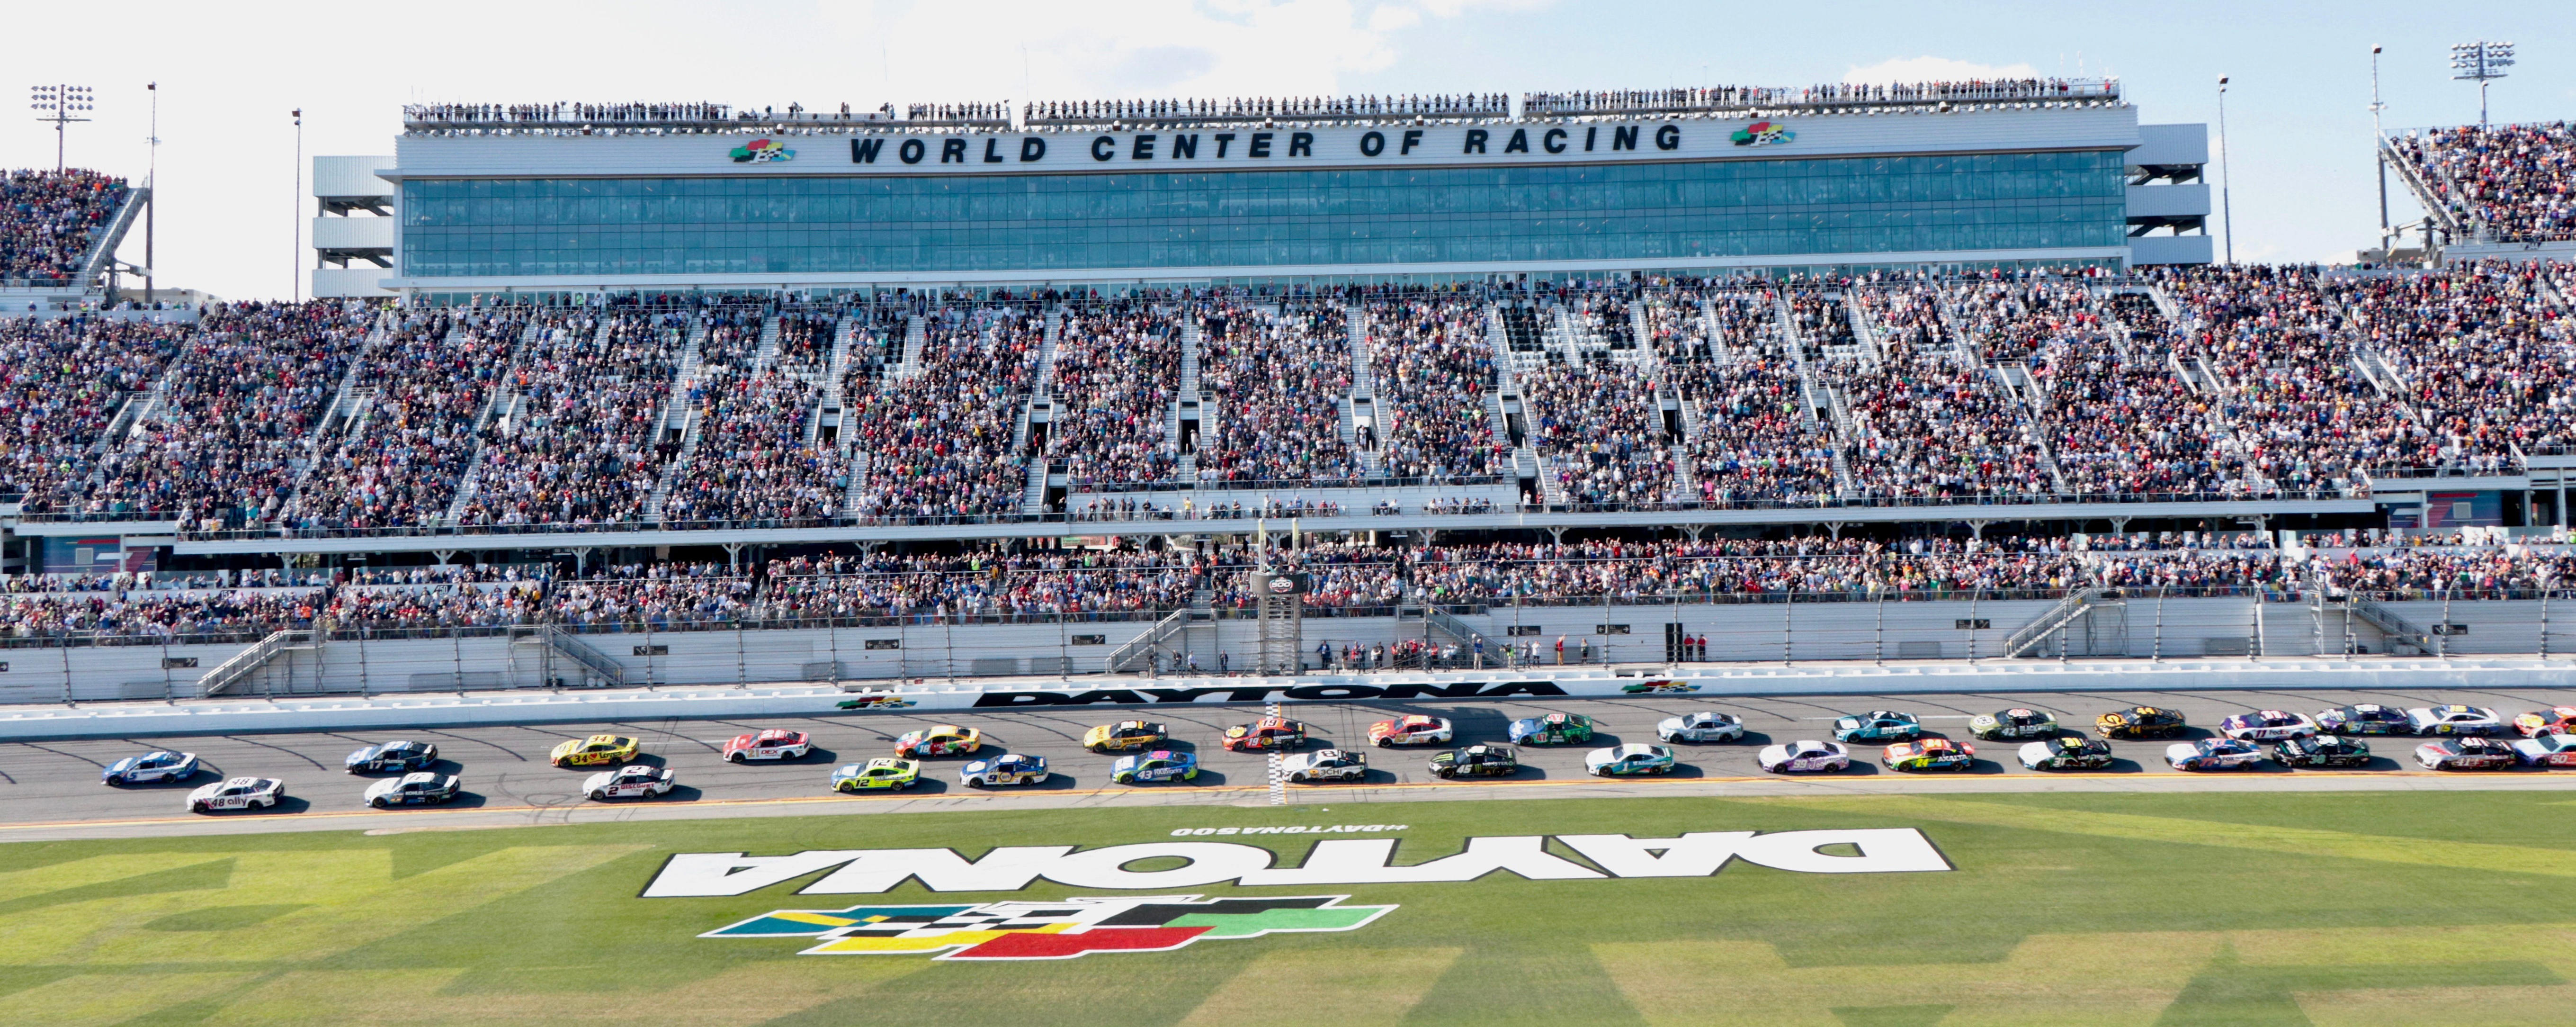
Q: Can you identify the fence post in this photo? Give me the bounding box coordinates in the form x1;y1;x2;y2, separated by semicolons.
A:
1967;591;1979;663
2438;588;2453;658
735;619;748;688
1873;591;1884;665
62;631;75;704
1782;589;1794;665
2152;586;2165;662
2542;586;2552;660
161;635;175;702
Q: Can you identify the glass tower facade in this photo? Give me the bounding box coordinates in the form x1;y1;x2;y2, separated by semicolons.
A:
400;149;2128;278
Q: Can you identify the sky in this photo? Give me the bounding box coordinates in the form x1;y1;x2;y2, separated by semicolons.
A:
7;0;2572;301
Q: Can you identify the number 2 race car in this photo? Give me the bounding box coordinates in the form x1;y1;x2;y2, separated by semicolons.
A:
2406;705;2505;737
583;764;677;800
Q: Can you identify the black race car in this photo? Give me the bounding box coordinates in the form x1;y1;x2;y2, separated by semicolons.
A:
2018;735;2115;771
2096;706;2188;739
2272;734;2372;768
344;740;438;774
1428;744;1520;779
2315;704;2411;736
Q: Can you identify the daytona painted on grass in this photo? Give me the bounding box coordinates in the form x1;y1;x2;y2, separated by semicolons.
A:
0;792;2572;1025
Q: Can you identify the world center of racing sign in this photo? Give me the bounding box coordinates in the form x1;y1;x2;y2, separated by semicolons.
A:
662;829;1949;960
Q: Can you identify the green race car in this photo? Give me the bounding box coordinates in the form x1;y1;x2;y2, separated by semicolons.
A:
1507;712;1595;746
1969;707;2060;740
2017;735;2115;771
829;757;921;792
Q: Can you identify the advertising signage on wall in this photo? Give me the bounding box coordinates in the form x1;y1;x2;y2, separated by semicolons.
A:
840;123;1689;169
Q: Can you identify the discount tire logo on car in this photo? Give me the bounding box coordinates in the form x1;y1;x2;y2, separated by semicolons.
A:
703;894;1393;961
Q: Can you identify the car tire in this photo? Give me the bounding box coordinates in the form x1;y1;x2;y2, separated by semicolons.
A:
965;777;984;788
728;752;746;764
589;791;608;801
372;797;390;809
1375;738;1391;748
190;802;206;813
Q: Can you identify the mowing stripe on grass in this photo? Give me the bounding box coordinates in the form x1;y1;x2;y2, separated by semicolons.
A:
1730;796;2576;879
1597;931;2221;1027
0;969;263;1027
1174;946;1462;1027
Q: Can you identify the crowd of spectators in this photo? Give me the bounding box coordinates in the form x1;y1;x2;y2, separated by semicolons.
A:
2322;263;2576;466
1;169;127;282
2390;122;2576;243
1198;300;1357;482
1047;302;1180;488
283;310;515;531
89;301;374;523
1519;347;1675;506
0;315;187;511
663;309;847;523
1656;292;1838;505
1363;297;1507;479
454;310;684;527
848;304;1042;519
1831;286;2054;499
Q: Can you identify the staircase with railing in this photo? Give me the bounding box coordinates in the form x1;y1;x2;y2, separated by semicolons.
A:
2001;588;2121;658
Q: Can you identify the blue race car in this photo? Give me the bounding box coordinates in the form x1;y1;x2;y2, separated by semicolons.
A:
103;750;201;786
2315;703;2412;736
1832;711;1922;743
1111;749;1199;784
1507;712;1595;746
961;753;1050;787
2167;738;2265;771
344;740;438;774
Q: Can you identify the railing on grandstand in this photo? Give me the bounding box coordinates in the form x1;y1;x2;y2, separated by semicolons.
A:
398;101;995;133
13;586;2564;653
1521;79;2121;118
1023;94;1510;127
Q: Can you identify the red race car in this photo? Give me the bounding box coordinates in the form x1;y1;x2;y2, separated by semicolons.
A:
1222;717;1309;752
1367;715;1454;748
721;729;813;763
2512;706;2576;738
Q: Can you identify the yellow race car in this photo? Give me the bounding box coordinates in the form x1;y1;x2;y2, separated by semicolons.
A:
1082;720;1169;752
550;734;641;767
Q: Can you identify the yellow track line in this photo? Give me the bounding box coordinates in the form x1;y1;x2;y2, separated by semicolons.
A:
0;767;2529;834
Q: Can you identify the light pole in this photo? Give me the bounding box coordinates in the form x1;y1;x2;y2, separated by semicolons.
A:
2370;47;2389;249
2450;41;2513;126
292;108;302;302
28;84;93;171
2216;75;2234;265
146;81;159;306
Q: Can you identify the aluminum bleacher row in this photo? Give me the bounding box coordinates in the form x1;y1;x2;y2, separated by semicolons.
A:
8;262;2576;554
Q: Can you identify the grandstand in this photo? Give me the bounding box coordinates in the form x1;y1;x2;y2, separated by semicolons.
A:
2385;120;2576;262
20;81;2576;697
0;168;150;310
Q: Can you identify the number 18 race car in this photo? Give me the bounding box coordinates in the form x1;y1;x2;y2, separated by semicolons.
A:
2407;705;2505;737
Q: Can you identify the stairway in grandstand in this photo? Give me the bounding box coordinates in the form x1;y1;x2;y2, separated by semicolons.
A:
1175;312;1201;481
809;313;857;447
643;314;715;521
1019;308;1063;515
1344;301;1380;476
440;316;546;523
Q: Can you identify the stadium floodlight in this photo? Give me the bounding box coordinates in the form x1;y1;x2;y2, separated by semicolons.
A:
29;83;94;171
2449;40;2513;126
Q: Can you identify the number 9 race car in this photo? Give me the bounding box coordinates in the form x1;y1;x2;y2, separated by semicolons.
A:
2406;705;2504;737
960;753;1050;787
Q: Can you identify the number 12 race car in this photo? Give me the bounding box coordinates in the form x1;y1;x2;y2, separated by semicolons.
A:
831;757;921;792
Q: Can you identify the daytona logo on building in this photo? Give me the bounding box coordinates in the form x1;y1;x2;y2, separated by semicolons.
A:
729;138;796;163
1731;120;1794;146
641;829;1952;898
703;894;1392;961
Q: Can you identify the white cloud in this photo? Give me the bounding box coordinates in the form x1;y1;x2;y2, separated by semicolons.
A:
1842;56;2042;85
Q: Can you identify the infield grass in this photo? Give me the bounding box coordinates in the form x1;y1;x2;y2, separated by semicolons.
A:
0;790;2572;1025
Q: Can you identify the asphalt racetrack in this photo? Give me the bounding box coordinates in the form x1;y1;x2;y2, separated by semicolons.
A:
6;683;2573;841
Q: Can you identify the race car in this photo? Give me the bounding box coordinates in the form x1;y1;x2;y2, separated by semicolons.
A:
1279;748;1367;783
549;735;640;767
2513;706;2576;738
2218;710;2318;741
1584;743;1677;776
1508;712;1595;746
2414;737;2517;771
582;764;677;800
2018;736;2114;771
1757;740;1851;774
1083;721;1168;752
830;757;922;792
722;729;812;763
1110;749;1199;784
364;772;462;808
186;776;283;813
1620;679;1698;695
1222;717;1309;752
1831;711;1922;743
959;753;1050;787
894;724;982;757
1428;744;1520;778
1969;708;2059;740
2316;703;2414;736
103;750;200;786
2096;705;2188;739
2406;705;2506;737
1883;739;1977;773
1656;711;1744;743
2272;734;2372;768
1367;715;1453;747
2167;738;2265;771
343;740;438;775
2509;733;2576;767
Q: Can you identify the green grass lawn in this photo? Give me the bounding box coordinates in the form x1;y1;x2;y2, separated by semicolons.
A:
2;791;2574;1025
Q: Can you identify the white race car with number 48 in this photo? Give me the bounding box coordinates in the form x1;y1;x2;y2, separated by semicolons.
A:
187;776;283;813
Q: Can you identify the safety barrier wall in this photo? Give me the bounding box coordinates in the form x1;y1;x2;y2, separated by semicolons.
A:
3;595;2565;705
